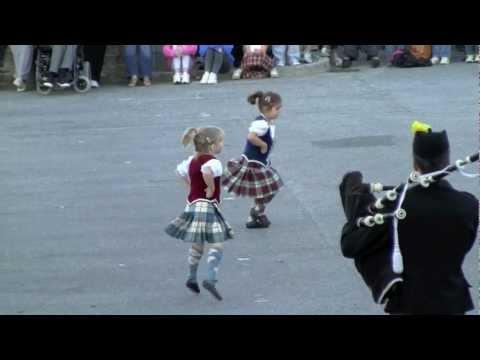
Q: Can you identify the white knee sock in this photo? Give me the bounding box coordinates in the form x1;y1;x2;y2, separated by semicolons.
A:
181;55;191;72
173;57;181;73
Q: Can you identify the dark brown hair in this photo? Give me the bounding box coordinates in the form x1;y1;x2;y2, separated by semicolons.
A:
413;153;450;173
247;91;282;113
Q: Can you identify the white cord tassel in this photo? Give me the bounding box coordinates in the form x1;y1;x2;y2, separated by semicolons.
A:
392;216;403;274
392;178;409;274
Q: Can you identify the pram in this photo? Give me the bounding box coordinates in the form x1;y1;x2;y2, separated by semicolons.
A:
35;45;91;95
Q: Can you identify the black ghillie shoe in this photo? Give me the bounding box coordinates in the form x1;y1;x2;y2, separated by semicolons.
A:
258;214;271;227
202;280;222;301
186;279;200;294
246;215;270;229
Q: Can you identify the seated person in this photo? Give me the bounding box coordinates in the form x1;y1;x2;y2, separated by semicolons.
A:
43;45;78;88
337;45;381;68
232;45;278;79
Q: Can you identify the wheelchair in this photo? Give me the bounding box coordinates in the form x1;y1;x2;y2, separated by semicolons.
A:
35;45;91;95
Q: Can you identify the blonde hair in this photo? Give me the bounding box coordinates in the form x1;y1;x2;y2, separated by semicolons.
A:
181;127;224;153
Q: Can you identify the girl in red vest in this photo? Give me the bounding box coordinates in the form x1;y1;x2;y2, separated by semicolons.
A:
165;127;233;301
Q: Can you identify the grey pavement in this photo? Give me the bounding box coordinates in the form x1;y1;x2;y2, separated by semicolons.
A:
0;61;478;314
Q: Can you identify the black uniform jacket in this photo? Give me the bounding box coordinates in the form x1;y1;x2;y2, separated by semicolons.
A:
341;180;478;314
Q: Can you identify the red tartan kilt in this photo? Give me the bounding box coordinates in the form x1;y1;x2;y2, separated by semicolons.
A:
222;156;283;203
241;53;274;72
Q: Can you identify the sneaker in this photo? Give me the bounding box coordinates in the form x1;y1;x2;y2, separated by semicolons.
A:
290;59;301;66
276;61;285;67
42;72;56;88
202;280;222;301
475;54;480;63
320;46;330;57
186;279;200;294
246;214;270;229
303;52;313;64
12;77;23;88
128;75;138;87
431;56;440;65
173;72;181;84
15;80;26;92
440;57;450;65
143;77;152;86
207;72;217;84
270;67;279;78
232;68;242;80
200;71;210;84
465;54;475;63
91;80;100;88
370;56;381;68
335;55;343;67
57;69;72;88
181;72;190;84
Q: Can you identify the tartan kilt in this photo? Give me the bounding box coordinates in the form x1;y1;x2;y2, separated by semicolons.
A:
241;53;273;79
222;155;283;203
165;200;234;244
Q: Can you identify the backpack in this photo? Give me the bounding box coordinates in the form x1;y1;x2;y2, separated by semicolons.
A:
391;47;432;68
409;45;432;60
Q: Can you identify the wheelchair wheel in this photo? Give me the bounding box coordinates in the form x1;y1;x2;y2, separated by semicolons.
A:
36;81;52;95
79;61;92;80
73;75;91;93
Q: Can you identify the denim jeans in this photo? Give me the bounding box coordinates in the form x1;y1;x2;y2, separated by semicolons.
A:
272;45;300;64
432;45;451;58
465;45;479;55
124;45;152;78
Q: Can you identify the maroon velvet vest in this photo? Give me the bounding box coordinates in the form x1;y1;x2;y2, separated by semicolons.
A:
188;154;221;203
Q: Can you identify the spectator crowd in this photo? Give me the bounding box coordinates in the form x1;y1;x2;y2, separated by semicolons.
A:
0;45;478;93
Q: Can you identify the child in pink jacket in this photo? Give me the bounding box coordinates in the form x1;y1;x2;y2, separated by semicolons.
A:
163;45;198;84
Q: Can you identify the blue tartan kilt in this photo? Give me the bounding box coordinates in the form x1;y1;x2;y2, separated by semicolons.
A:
165;200;234;244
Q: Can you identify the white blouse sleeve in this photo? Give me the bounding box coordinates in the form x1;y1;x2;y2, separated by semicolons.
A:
176;156;194;177
201;159;223;177
248;120;269;136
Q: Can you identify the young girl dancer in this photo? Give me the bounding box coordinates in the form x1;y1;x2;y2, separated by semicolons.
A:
165;127;233;301
222;91;284;228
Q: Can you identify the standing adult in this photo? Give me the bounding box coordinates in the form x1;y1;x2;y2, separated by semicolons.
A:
340;123;478;315
83;45;107;88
